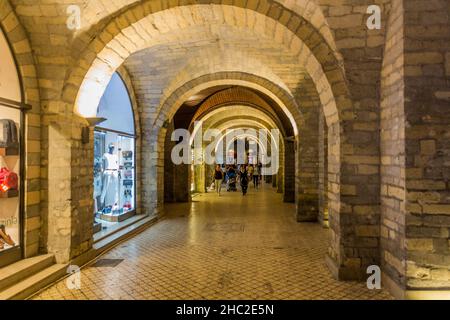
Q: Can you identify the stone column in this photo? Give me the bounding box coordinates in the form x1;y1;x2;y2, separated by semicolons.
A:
44;112;93;263
164;121;176;203
380;0;450;298
318;110;329;227
283;140;295;201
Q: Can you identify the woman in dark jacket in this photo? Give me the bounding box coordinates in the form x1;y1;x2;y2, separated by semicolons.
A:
239;165;249;196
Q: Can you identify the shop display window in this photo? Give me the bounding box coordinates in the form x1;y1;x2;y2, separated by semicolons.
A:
0;105;21;254
92;72;136;233
0;26;27;266
93;130;135;222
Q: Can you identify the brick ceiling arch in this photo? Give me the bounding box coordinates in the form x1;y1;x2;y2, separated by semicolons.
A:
10;1;334;57
60;0;337;64
56;3;346;130
213;125;279;157
196;106;279;135
153;72;302;138
190;87;291;136
198;118;278;151
195;87;278;121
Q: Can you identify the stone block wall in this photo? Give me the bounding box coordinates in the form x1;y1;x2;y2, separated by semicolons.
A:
380;0;406;293
319;109;329;227
164;121;176;203
295;83;320;221
283;140;294;200
381;0;450;298
322;0;391;281
403;0;450;294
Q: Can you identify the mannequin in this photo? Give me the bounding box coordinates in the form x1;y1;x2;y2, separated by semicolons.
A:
100;143;119;211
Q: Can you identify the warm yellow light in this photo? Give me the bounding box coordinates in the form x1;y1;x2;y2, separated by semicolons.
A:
407;290;450;300
75;61;114;118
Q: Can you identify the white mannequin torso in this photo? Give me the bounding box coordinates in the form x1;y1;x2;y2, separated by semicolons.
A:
103;153;118;170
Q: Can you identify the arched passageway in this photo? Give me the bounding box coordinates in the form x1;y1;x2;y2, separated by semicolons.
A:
33;187;392;300
2;0;449;300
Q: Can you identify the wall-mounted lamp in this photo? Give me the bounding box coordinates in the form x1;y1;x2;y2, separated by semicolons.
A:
162;120;170;129
82;117;107;144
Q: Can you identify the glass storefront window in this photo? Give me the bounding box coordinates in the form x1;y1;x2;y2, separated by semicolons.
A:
0;105;21;254
93;130;135;219
0;26;26;267
93;72;136;234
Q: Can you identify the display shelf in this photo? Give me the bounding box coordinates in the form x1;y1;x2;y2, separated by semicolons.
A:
93;222;103;234
0;147;19;157
99;210;135;223
0;190;19;199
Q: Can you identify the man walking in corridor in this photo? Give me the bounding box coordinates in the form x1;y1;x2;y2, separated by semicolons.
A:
214;165;224;196
253;163;260;189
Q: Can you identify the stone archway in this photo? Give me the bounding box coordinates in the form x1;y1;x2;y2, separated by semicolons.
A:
146;73;304;211
55;2;364;280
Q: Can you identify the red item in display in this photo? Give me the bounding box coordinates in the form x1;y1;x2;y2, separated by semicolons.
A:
0;167;18;192
123;202;132;210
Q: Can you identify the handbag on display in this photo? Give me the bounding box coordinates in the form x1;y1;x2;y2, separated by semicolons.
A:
124;170;133;178
0;167;18;192
124;162;133;169
123;202;132;210
123;179;133;187
122;151;133;159
0;119;19;148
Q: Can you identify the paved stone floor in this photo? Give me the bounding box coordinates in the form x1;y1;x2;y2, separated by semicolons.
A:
32;185;392;300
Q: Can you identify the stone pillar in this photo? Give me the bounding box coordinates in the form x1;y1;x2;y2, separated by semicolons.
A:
325;2;387;280
44;112;93;263
403;1;450;296
283;140;295;201
296;115;320;222
143;126;164;216
174;163;190;202
164;121;190;202
381;0;450;299
194;164;206;194
318;110;329;227
164;122;176;203
380;0;406;296
296;131;319;222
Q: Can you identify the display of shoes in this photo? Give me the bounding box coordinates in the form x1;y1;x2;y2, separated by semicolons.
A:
102;206;112;214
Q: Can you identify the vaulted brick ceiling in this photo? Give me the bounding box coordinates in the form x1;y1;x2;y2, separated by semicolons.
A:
123;23;312;113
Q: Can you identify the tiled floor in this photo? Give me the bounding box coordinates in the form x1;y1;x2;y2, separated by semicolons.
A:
32;185;392;300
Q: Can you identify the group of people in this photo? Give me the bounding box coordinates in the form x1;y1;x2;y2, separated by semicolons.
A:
213;163;262;196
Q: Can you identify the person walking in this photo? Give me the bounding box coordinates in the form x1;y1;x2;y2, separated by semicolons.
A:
226;165;237;191
214;165;224;196
253;163;260;189
248;164;254;182
239;165;249;196
258;162;263;183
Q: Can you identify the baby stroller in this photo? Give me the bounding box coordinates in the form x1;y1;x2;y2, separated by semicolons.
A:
227;177;237;192
226;170;237;192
